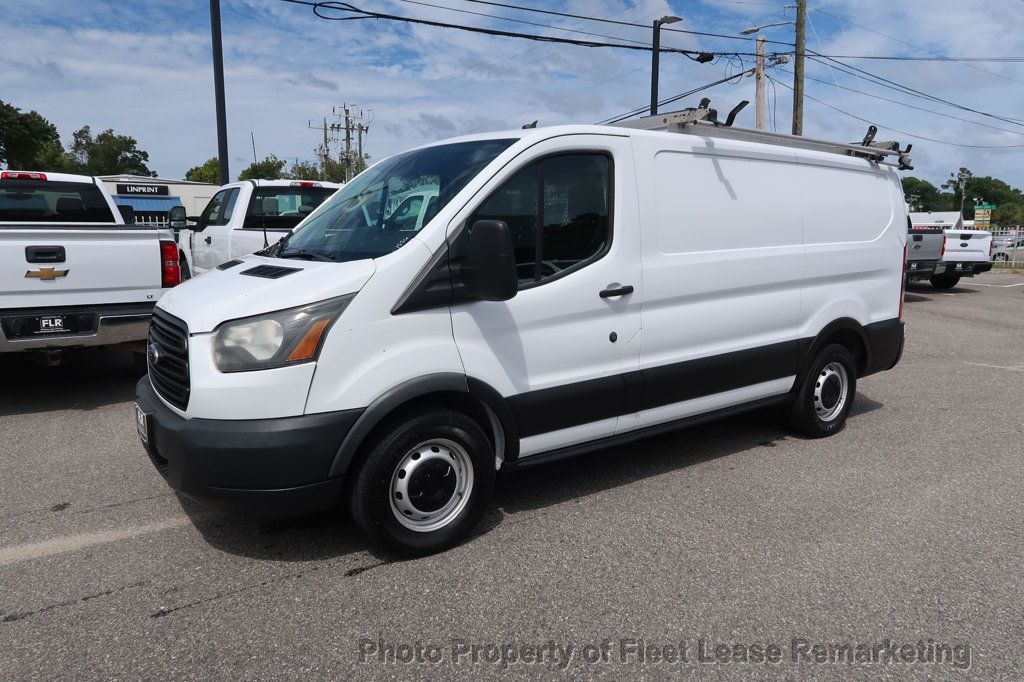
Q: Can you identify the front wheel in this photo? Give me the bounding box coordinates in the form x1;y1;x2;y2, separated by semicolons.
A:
348;409;495;556
787;344;857;438
930;274;959;289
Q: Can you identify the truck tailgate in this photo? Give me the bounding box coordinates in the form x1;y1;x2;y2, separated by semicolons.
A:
0;227;163;309
943;230;991;262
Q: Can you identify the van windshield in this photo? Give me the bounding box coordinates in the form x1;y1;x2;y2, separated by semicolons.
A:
275;138;516;262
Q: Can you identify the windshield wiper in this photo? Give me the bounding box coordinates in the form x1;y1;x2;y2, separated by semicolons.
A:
278;249;336;262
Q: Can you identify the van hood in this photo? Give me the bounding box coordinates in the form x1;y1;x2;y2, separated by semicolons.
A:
157;256;376;333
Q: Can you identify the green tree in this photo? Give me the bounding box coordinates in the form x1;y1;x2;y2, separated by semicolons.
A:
942;167;973;216
289;159;322;180
66;125;155;176
960;176;1024;219
902;177;945;211
0;100;68;170
238;154;287;180
184;157;220;184
993;202;1024;226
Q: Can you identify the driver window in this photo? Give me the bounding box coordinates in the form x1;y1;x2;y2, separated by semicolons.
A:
470;153;611;286
201;188;239;226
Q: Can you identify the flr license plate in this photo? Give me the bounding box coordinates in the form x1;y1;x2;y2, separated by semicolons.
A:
36;315;71;335
135;403;150;445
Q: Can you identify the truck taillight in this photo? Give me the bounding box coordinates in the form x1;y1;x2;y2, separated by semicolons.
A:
989;238;994;259
160;240;181;288
940;235;946;259
1;171;46;180
290;181;320;188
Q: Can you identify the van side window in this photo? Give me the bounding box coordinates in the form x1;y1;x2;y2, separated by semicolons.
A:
471;153;611;285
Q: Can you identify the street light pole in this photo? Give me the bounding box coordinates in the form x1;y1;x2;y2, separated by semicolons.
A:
650;15;681;116
792;0;807;135
210;0;230;184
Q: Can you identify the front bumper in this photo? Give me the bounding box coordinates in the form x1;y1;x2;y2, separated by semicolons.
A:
0;302;155;352
135;377;362;517
934;261;992;277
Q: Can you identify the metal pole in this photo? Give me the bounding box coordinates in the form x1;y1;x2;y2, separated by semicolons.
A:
650;21;661;116
210;0;230;184
792;0;806;135
755;35;765;130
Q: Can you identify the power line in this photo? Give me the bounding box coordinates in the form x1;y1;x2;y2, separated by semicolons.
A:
280;0;724;60
780;68;1024;138
767;73;1024;149
458;0;796;46
597;68;757;125
807;53;1024;128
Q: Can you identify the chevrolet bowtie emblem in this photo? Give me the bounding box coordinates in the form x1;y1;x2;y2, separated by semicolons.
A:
25;267;70;281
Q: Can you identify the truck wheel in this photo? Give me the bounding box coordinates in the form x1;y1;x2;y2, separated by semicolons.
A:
179;255;192;281
930;274;959;289
348;408;495;556
993;253;1009;262
787;344;857;438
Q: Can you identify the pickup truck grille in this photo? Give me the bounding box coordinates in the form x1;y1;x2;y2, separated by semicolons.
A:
148;308;190;410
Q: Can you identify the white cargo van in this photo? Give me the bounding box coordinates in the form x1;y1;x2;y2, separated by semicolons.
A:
135;113;907;554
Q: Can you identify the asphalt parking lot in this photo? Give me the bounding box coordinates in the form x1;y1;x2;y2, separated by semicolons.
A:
2;272;1023;679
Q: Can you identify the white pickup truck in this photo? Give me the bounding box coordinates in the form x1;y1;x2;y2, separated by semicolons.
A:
176;179;341;276
0;170;180;363
930;228;993;289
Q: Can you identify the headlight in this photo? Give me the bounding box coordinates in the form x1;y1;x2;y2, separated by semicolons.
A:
212;294;354;372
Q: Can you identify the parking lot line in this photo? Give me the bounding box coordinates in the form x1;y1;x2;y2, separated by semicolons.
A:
0;517;190;567
967;281;1024;287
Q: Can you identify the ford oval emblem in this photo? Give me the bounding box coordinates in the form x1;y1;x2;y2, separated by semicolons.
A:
147;342;161;366
961;242;968;247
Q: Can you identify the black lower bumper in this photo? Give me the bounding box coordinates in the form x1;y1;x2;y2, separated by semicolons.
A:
135;377;362;517
934;261;992;277
863;319;905;377
905;259;938;280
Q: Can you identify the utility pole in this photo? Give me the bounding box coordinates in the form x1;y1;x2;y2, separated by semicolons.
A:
209;0;229;184
792;0;806;136
755;35;766;130
649;15;681;116
343;105;352;182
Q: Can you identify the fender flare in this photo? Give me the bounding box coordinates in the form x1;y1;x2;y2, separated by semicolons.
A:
795;317;871;386
328;373;520;477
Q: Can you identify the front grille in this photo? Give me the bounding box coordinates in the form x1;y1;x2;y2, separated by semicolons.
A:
148;308;190;410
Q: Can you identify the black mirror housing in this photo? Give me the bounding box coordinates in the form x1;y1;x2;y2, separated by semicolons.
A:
169;205;187;229
461;220;518;302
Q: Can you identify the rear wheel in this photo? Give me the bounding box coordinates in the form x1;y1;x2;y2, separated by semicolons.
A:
787;343;857;438
993;253;1009;262
348;408;495;556
929;274;959;289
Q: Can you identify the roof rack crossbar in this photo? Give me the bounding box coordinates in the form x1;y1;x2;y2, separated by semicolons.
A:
608;104;913;170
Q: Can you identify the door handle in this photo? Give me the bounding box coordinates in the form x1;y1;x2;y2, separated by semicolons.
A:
205;236;212;244
599;285;634;298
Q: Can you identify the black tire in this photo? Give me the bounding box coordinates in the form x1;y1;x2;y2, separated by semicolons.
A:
787;343;857;438
993;253;1009;262
348;408;495;556
179;255;192;281
929;274;959;289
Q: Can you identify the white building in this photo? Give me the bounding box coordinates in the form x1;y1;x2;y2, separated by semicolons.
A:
910;211;962;229
98;175;217;226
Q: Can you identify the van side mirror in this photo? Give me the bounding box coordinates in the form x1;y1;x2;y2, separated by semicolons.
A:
169;205;187;230
117;205;135;224
461;220;517;302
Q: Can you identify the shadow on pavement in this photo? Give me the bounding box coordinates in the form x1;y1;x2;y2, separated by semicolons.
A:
0;349;143;417
178;394;886;562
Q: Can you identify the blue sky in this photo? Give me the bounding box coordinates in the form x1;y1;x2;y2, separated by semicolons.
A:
4;0;1024;188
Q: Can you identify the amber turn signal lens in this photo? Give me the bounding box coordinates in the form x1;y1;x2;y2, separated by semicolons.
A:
286;318;331;362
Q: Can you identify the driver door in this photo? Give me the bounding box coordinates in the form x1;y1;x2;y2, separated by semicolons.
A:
449;135;642;457
193;187;238;272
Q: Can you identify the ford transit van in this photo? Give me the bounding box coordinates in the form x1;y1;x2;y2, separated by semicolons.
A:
135;114;907;554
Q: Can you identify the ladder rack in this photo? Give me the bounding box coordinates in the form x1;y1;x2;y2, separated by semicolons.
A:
609;105;913;170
